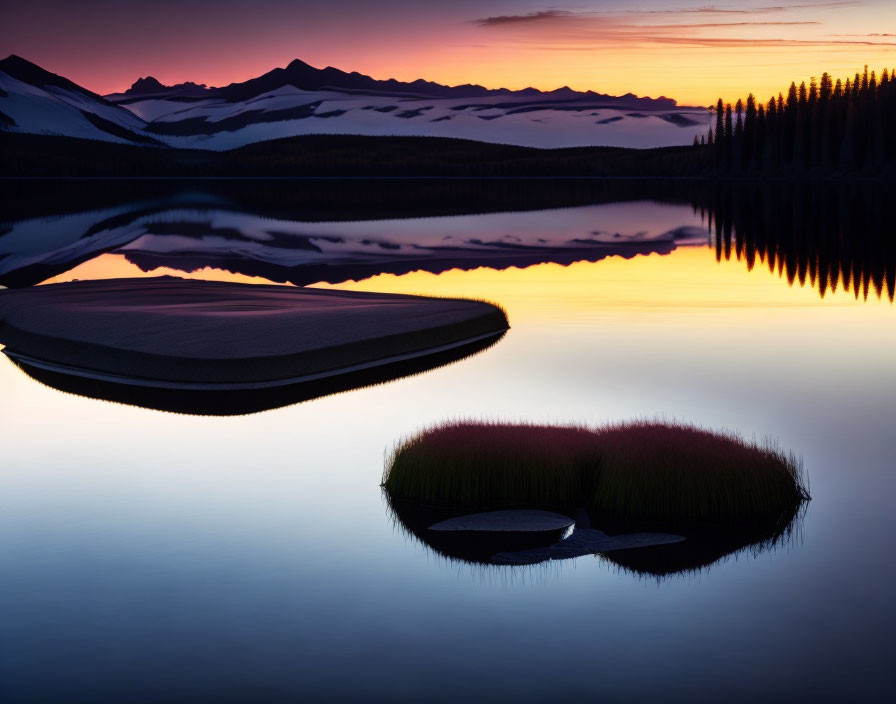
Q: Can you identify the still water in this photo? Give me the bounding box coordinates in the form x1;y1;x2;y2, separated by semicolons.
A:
0;182;893;701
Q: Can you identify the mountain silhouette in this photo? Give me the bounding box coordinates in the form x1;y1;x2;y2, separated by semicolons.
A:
114;56;678;107
125;76;210;97
0;54;117;106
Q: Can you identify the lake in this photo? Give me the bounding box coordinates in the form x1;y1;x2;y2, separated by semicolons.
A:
0;180;893;702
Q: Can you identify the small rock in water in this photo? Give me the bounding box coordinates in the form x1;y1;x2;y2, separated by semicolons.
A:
492;529;686;564
428;510;575;533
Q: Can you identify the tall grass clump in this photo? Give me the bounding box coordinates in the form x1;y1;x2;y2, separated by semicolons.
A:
383;420;809;521
592;421;808;521
383;421;601;507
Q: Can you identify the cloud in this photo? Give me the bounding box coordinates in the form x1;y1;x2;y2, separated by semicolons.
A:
652;36;896;47
638;1;859;13
643;21;822;28
533;36;896;49
470;2;876;50
474;1;860;27
475;10;572;27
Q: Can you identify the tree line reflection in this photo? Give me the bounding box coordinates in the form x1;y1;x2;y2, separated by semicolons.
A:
699;183;896;302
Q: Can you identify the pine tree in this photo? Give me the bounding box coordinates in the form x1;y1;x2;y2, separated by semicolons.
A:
785;83;798;165
766;97;778;169
744;94;757;170
756;103;767;170
715;98;724;168
724;103;733;170
808;77;820;168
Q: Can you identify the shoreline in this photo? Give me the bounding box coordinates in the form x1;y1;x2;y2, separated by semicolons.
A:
0;277;509;388
2;329;505;391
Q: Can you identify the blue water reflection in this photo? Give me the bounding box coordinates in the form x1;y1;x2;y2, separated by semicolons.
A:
0;185;893;702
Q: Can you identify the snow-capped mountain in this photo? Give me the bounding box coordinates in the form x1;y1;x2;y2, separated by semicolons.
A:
0;55;162;145
1;55;710;150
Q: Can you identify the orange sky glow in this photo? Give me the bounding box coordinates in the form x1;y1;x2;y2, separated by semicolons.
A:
3;1;895;105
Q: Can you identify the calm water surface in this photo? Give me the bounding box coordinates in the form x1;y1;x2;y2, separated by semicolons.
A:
0;186;893;702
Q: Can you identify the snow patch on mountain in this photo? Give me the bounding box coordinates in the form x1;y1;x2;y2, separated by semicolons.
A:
123;87;709;150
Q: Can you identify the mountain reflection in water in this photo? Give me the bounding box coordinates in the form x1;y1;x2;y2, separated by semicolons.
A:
0;180;709;289
1;180;890;307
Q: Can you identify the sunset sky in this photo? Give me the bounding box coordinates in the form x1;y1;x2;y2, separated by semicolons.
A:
3;0;895;105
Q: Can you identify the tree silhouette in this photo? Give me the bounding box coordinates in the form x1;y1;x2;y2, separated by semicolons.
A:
708;66;895;175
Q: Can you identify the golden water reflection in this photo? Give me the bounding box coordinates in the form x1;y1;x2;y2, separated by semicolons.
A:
315;246;889;326
38;239;894;329
39;254;292;287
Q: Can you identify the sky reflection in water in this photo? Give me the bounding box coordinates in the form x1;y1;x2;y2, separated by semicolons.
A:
0;195;894;702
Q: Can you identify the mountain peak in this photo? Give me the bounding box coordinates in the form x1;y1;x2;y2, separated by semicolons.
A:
286;58;315;70
1;54;31;68
0;54;111;103
128;76;166;93
1;54;59;78
123;76;210;97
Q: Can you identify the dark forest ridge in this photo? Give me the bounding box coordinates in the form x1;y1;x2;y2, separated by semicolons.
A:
0;132;707;178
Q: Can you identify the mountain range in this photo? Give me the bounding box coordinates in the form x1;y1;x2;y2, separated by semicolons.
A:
0;186;708;288
0;55;708;150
